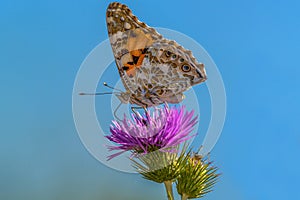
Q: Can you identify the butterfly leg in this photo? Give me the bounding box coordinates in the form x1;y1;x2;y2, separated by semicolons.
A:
164;101;170;112
131;106;148;117
131;106;143;117
113;101;123;121
131;106;149;125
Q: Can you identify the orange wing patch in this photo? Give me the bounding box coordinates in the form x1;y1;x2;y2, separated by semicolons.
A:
122;49;147;77
121;28;153;77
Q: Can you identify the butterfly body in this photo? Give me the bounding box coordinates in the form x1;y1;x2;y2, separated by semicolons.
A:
106;2;207;107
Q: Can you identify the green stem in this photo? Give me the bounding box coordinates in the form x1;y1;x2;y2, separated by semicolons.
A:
181;193;189;200
163;181;174;200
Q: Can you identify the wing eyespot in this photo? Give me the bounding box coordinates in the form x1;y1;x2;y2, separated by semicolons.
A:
181;64;191;72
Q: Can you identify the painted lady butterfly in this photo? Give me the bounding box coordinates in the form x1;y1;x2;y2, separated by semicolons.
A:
106;2;207;108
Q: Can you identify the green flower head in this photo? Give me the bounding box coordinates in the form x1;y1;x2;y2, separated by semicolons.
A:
176;154;220;199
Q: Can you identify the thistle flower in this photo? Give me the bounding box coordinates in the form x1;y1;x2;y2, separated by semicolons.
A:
176;154;219;200
132;145;192;200
132;145;191;183
106;106;197;160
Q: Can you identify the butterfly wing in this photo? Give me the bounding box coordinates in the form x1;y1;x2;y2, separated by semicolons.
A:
133;39;207;97
106;2;162;94
106;2;206;106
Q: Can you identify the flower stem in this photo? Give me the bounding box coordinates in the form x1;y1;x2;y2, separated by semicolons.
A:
181;193;189;200
163;181;174;200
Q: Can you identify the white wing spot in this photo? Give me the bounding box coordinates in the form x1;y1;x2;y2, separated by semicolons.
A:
124;22;131;29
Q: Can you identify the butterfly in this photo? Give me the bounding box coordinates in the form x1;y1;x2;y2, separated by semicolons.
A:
106;2;207;108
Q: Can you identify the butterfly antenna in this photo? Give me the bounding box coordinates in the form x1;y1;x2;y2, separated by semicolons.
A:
103;82;123;92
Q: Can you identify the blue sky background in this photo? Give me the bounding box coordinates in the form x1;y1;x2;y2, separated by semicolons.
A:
1;0;300;199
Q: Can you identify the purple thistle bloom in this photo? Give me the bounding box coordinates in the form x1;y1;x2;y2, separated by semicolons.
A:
106;106;198;160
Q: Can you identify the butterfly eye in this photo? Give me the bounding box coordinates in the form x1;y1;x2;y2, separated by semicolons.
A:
181;65;191;72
